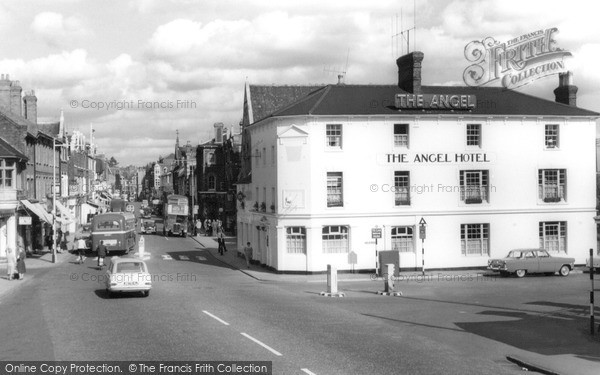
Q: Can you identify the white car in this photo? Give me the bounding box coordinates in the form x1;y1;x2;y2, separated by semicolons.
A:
105;258;152;297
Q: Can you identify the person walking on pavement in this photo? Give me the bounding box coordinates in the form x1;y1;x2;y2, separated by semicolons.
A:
16;246;26;280
6;247;16;281
96;240;107;268
195;219;202;237
76;237;87;264
243;242;253;268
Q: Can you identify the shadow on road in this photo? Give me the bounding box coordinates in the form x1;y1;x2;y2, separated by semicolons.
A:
455;301;600;361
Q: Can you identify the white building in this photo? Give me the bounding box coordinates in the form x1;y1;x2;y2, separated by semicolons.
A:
237;52;599;273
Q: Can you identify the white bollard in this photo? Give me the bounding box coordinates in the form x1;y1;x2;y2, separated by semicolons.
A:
384;263;395;292
327;264;338;294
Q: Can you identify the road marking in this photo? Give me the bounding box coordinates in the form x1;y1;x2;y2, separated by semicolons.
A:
179;255;189;261
161;255;173;260
164;237;169;241
196;256;207;261
240;333;282;356
202;310;230;326
301;369;316;375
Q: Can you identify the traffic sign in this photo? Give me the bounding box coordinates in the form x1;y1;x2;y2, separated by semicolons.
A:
419;225;426;240
372;227;382;239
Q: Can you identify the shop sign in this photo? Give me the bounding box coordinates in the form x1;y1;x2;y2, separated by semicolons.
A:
395;94;476;110
385;153;491;164
19;216;32;225
463;27;572;89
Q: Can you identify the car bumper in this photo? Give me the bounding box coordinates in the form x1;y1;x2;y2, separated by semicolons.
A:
107;284;152;293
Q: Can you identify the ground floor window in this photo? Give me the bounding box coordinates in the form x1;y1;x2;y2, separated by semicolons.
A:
286;227;306;254
391;226;414;252
322;225;349;253
461;223;489;256
539;221;567;253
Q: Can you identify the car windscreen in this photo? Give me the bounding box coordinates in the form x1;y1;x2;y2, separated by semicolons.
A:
507;250;522;258
94;220;121;231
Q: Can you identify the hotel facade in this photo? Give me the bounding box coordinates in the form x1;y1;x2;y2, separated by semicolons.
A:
237;52;598;273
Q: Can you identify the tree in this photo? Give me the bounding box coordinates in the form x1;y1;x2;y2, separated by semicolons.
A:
108;156;118;167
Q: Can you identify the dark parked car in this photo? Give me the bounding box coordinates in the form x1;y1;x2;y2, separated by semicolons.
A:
488;249;575;278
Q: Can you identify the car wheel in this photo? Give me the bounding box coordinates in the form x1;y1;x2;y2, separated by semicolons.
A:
515;269;526;278
559;265;570;277
143;290;150;297
106;289;113;298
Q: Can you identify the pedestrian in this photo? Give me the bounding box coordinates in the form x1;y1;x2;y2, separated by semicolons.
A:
59;237;68;254
76;237;87;264
243;242;253;268
195;219;202;237
96;240;107;268
220;232;227;252
6;247;16;281
16;246;26;280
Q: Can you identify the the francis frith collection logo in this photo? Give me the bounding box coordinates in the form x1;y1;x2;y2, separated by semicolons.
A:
463;27;572;89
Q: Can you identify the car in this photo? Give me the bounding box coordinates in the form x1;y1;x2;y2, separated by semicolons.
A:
140;219;156;234
105;258;152;297
488;249;575;278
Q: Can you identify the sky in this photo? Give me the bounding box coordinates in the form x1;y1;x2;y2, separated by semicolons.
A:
0;0;598;166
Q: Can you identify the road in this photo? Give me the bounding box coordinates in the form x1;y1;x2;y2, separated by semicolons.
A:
4;231;597;374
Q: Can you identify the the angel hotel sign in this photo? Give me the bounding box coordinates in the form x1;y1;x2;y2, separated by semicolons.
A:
463;27;572;89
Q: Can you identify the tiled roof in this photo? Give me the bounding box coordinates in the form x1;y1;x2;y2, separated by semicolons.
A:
37;122;60;137
249;85;325;123
269;84;599;119
0;136;27;160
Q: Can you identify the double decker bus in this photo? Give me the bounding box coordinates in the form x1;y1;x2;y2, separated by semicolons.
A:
91;212;137;255
163;194;189;237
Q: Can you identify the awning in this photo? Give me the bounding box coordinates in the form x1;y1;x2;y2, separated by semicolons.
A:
55;200;75;222
20;200;53;224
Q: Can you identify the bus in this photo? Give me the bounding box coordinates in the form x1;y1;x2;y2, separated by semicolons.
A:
91;212;137;255
163;194;189;237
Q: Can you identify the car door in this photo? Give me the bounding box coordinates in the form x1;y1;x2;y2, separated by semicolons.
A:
536;250;556;273
522;251;539;273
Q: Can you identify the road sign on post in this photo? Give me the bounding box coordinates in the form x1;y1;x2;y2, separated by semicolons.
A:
419;218;427;275
372;226;382;275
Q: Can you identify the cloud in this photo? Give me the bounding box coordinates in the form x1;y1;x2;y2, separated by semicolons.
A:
31;11;90;47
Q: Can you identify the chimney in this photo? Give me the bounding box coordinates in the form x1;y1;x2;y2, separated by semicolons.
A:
10;79;22;116
553;71;578;106
214;122;224;144
0;74;10;111
23;90;37;124
396;51;424;94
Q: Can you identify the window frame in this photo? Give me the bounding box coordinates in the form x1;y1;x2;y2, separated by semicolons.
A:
326;124;343;149
0;159;16;188
391;226;414;253
538;169;566;202
286;227;306;254
466;123;481;147
394;171;410;206
459;170;489;204
322;225;349;254
326;172;343;207
393;124;409;147
460;223;490;256
545;124;559;149
539;221;567;254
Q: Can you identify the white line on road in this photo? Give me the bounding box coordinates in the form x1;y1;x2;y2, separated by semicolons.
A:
240;333;282;356
202;310;230;326
196;256;207;261
301;369;316;375
179;255;189;260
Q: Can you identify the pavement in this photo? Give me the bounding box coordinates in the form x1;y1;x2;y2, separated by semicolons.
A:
190;233;600;375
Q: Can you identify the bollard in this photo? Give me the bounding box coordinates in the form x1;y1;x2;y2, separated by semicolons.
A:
384;263;395;293
327;264;338;294
139;236;145;258
320;264;345;297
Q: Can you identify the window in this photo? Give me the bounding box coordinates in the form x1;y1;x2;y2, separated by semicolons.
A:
466;124;481;147
459;170;489;203
286;227;306;254
391;226;414;252
327;172;343;207
539;221;567;254
394;171;410;205
322;226;349;253
207;175;216;190
545;124;559;148
271;187;276;211
0;159;15;188
263;147;266;166
538;169;566;202
394;124;409;147
461;224;489;256
326;124;342;148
